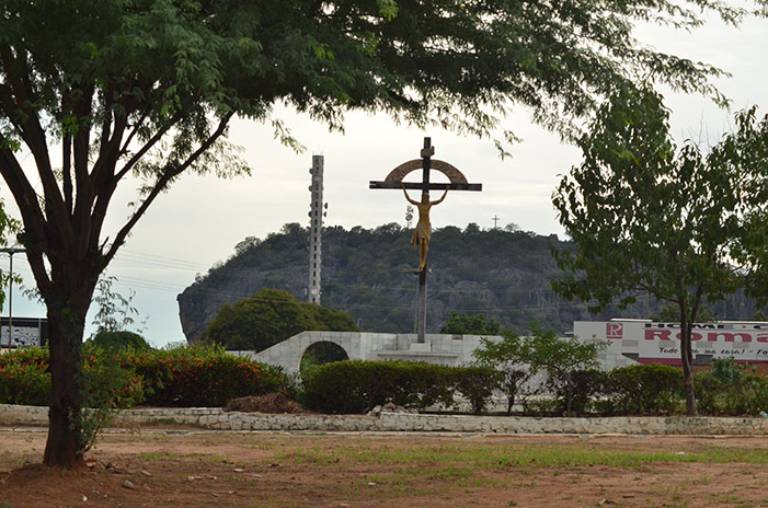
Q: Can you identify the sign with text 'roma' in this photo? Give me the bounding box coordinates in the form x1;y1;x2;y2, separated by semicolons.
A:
573;320;768;365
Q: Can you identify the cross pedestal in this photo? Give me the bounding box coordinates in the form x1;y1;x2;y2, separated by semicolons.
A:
370;137;482;342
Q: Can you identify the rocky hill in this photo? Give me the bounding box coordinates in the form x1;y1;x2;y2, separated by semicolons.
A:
177;223;761;343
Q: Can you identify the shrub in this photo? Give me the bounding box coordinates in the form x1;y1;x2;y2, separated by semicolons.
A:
302;360;455;413
604;365;684;415
695;359;768;416
301;360;496;414
0;361;50;405
124;345;289;407
0;346;144;411
553;369;608;416
0;345;289;409
451;366;498;414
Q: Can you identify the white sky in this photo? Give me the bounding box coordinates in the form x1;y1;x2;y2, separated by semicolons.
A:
1;12;767;346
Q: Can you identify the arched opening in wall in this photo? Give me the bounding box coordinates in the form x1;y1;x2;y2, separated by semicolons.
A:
300;341;349;373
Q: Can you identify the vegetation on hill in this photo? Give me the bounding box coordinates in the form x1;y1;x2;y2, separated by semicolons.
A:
179;224;767;343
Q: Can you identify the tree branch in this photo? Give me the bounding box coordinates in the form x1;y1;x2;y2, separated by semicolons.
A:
104;113;233;265
0;139;52;293
0;47;73;245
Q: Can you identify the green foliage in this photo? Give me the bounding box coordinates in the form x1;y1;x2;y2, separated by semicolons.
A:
440;313;501;335
88;330;151;352
301;360;495;414
473;333;533;414
530;330;604;415
695;359;768;416
652;304;716;323
603;365;684;416
0;345;289;409
0;358;51;405
124;345;289;407
473;329;604;415
79;345;145;453
202;288;358;352
91;276;144;336
451;366;499;415
552;87;761;414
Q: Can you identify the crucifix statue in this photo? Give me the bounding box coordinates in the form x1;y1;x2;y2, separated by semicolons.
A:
370;137;482;342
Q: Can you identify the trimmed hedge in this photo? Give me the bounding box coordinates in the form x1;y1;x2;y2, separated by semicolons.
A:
0;345;290;407
301;360;497;414
603;364;684;416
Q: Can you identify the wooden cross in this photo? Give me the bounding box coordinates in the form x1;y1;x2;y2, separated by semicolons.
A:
369;137;482;343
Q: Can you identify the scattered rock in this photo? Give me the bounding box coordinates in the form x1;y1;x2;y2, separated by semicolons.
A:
598;499;617;506
367;405;382;417
82;495;88;502
233;468;245;473
121;480;136;490
367;482;377;486
224;393;307;414
140;470;152;477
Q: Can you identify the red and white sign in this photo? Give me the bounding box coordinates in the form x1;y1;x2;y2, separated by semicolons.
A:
574;320;768;365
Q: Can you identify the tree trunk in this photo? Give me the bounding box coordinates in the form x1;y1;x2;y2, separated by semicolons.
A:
679;316;697;416
42;275;97;468
506;386;515;416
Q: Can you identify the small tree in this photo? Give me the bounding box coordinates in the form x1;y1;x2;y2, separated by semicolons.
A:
528;330;603;416
473;333;533;415
553;87;750;415
474;329;603;415
441;313;501;336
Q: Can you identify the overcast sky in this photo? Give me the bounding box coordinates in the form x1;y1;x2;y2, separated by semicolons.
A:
1;11;767;346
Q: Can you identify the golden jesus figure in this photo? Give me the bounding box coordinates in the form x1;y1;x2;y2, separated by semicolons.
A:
402;186;448;271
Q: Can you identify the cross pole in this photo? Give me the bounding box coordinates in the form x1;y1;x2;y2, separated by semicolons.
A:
369;137;482;343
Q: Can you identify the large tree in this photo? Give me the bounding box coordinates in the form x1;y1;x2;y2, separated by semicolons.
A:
552;87;764;415
0;0;751;467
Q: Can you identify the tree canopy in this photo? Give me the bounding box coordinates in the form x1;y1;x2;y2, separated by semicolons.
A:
202;288;358;351
551;87;766;414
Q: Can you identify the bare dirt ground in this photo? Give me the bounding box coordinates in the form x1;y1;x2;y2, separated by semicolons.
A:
2;428;768;508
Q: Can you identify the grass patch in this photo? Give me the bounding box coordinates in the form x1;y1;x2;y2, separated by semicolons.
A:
276;442;768;471
138;451;227;463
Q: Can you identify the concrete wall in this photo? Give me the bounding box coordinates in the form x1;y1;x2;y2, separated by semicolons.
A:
240;331;635;376
3;404;768;435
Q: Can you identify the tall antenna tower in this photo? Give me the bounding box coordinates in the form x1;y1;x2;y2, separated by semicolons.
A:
307;155;326;304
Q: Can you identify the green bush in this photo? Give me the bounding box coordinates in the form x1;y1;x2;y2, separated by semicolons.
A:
301;360;496;414
695;359;768;416
124;345;289;407
451;366;498;415
603;365;684;415
0;345;289;408
554;369;608;416
0;346;145;409
0;361;51;405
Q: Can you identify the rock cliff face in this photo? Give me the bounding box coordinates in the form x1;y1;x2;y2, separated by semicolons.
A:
177;223;761;343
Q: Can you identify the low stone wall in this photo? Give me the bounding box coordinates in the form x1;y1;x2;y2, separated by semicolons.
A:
2;404;768;435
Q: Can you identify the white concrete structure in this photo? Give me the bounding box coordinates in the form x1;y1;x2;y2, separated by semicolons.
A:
245;331;495;376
